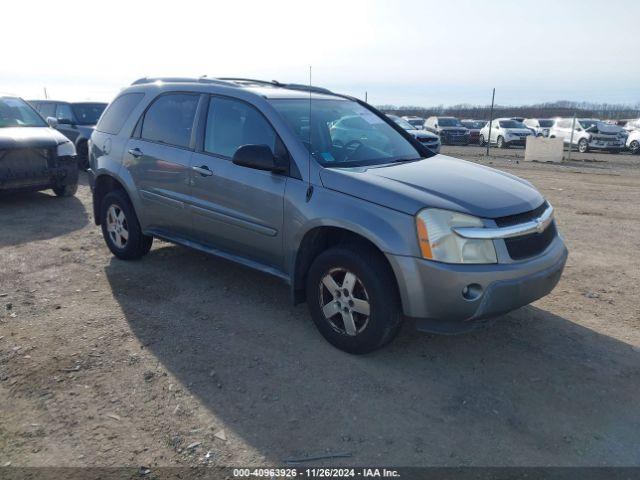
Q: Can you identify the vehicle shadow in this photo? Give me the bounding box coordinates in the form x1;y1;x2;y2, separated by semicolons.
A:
105;244;640;466
0;190;88;247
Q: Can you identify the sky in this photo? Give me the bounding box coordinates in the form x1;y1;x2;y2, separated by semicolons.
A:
2;0;639;107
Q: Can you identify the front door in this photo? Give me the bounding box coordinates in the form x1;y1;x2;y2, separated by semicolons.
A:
189;96;287;269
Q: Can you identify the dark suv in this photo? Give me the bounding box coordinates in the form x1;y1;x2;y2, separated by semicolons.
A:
89;77;566;353
1;95;78;196
424;116;470;145
29;100;107;168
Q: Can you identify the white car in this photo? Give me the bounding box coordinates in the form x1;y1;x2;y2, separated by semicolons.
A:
401;116;425;129
548;118;624;153
523;118;554;137
479;118;534;148
626;130;640;154
624;118;640;132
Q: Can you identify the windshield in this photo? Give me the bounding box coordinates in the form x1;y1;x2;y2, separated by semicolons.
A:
538;120;554;127
271;99;423;167
389;115;416;131
579;119;599;129
72;103;107;125
438;117;462;127
406;118;423;127
0;97;47;128
461;120;486;129
499;120;526;129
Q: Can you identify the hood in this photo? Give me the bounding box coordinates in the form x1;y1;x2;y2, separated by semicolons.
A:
319;154;543;218
0;127;68;150
592;122;621;134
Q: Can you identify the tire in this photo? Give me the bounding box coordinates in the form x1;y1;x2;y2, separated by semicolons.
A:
479;135;486;146
77;141;89;170
497;136;507;149
53;182;78;197
630;140;640;155
305;245;402;354
578;138;589;153
100;189;153;260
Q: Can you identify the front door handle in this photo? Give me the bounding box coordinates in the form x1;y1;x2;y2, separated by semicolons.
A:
192;165;213;177
128;147;143;158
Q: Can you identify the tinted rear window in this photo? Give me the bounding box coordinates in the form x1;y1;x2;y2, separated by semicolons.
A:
96;93;144;135
141;93;199;149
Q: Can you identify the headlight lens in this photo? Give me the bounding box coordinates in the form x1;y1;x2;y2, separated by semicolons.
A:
56;140;76;157
416;209;497;264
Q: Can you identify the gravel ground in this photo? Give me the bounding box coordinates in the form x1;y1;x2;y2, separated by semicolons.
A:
1;148;639;468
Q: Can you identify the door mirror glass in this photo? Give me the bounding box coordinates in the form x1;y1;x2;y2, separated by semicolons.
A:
232;144;286;173
57;117;73;125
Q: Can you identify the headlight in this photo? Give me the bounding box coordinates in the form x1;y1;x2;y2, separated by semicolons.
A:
416;209;497;264
56;140;77;157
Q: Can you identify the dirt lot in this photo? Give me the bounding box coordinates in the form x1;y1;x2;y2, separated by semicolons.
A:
1;148;639;468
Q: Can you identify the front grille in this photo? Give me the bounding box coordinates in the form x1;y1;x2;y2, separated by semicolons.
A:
495;201;548;227
504;223;557;260
494;201;556;260
0;147;54;185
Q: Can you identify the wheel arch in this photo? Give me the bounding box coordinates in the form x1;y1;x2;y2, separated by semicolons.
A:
92;173;130;225
290;225;400;305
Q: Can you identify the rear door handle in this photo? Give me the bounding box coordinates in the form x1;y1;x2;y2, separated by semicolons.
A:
192;165;213;177
128;148;143;158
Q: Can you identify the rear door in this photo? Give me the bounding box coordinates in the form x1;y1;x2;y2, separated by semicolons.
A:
188;95;287;269
125;92;200;239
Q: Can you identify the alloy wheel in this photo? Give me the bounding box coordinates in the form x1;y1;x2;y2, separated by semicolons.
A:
318;267;370;336
106;204;129;249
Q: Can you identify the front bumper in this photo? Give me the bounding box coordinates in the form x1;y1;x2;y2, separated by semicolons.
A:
386;235;568;334
587;141;623;151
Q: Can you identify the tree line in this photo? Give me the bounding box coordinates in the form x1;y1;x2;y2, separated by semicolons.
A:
378;100;640;121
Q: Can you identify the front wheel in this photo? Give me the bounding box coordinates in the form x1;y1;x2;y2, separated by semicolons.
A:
497;136;507;148
305;245;402;354
578;138;589;153
479;135;486;146
100;190;153;260
628;140;639;154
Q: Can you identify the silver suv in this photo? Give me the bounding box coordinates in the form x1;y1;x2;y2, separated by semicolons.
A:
89;77;567;353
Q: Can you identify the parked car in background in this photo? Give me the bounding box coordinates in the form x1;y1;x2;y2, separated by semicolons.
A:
401;116;425;129
511;117;525;124
548;118;624;153
523;118;554;137
623;118;640;132
0;95;78;196
89;77;566;353
626;130;640;154
29;100;107;168
479;118;534;148
388;115;440;153
424;116;470;145
460;120;486;144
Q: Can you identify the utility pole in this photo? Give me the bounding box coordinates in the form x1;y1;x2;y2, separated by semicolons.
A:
365;91;368;103
486;88;496;156
567;114;576;162
43;87;48;99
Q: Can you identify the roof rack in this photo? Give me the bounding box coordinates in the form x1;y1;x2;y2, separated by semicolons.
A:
130;76;334;95
130;77;238;87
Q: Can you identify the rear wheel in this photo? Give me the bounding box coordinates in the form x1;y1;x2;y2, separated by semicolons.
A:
100;190;153;260
53;182;78;197
479;135;486;146
306;245;402;354
578;138;589;153
630;140;640;154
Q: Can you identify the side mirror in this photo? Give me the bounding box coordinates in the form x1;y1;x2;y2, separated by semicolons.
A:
232;144;287;173
57;118;73;125
46;117;58;128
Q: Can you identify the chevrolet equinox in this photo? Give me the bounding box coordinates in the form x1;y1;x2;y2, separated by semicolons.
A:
89;77;568;353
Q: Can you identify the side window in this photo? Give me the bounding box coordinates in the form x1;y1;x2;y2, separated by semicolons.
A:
56;103;74;122
39;102;56;119
204;97;276;158
140;93;199;149
96;93;145;135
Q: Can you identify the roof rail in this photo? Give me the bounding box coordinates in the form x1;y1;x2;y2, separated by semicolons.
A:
130;77;238;87
217;78;333;94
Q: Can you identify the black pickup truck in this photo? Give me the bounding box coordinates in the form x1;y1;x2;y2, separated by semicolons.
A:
0;96;78;197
